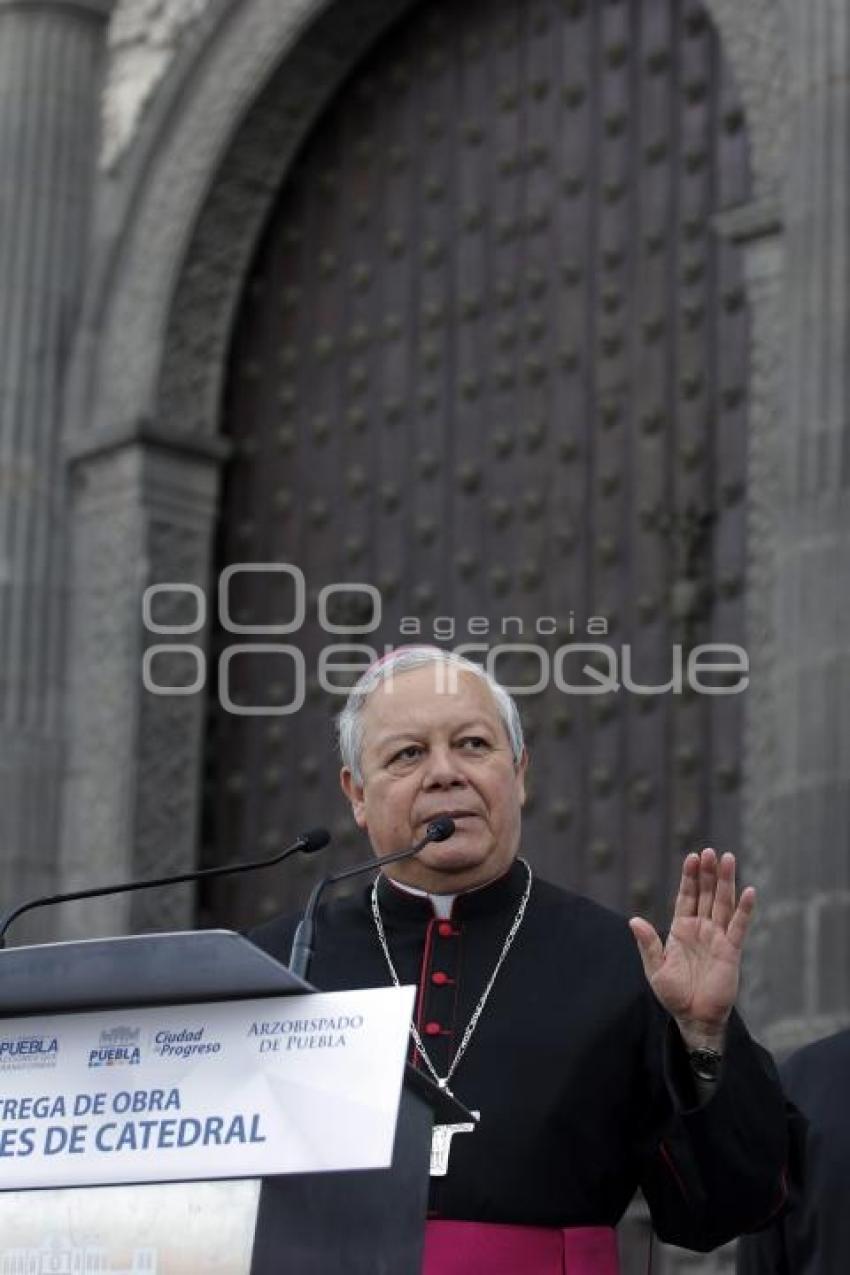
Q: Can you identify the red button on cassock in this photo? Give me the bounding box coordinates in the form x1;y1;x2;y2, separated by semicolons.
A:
424;1021;442;1036
437;922;454;937
431;971;449;986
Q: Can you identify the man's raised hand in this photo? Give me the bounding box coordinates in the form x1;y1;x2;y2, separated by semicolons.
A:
628;847;756;1052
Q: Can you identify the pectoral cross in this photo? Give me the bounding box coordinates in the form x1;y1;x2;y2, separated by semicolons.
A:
429;1111;480;1177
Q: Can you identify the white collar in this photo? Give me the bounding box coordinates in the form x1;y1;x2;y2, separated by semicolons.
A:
388;877;456;919
385;870;509;920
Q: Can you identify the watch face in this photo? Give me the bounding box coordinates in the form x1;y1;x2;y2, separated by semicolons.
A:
689;1047;722;1081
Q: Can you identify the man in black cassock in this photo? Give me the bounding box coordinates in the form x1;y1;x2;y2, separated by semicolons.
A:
251;647;793;1274
736;1027;849;1275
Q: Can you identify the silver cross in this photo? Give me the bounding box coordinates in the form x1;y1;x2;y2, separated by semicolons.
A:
429;1111;480;1177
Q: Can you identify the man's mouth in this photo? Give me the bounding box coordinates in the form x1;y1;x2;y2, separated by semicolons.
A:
421;811;478;828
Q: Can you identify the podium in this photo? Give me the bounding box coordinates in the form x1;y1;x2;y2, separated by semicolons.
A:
0;931;471;1274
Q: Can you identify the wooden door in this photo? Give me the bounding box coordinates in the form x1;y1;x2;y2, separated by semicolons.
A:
200;0;752;941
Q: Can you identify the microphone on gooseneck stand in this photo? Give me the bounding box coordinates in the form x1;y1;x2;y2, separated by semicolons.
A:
0;827;331;949
288;816;456;980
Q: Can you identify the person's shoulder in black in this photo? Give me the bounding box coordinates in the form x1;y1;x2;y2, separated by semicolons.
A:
736;1029;847;1275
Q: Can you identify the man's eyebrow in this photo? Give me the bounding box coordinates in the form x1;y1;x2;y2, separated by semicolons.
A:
374;731;423;748
374;720;497;747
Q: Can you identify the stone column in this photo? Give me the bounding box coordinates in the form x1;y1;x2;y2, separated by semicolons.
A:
655;202;786;1275
0;0;114;936
59;425;227;939
761;0;850;1054
713;200;787;1041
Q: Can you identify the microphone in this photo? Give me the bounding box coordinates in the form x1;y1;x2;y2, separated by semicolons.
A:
288;816;455;980
0;827;330;949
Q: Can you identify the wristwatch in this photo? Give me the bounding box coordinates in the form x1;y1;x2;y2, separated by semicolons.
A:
688;1046;723;1082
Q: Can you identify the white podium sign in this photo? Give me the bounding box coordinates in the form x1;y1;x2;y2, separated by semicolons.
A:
0;986;414;1190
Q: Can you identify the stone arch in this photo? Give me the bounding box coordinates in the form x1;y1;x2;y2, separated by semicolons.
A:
67;0;422;440
69;0;789;446
703;0;789;197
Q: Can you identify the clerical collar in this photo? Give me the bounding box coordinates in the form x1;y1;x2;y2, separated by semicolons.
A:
387;877;457;919
375;857;528;922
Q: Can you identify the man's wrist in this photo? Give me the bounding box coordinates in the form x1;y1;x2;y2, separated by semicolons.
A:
674;1018;728;1055
675;1021;727;1089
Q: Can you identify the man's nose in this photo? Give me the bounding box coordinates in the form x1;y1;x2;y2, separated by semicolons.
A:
422;744;466;787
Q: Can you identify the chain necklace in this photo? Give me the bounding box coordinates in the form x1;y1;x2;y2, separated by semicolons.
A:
370;858;533;1099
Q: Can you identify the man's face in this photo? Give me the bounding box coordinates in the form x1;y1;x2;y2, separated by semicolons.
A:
340;665;528;892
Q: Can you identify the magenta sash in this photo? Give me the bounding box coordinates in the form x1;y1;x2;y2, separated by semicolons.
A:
423;1220;620;1274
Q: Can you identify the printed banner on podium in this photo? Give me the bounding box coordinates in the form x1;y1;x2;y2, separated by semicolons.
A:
0;1181;260;1273
0;985;414;1190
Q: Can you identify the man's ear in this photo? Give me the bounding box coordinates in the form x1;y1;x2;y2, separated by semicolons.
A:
516;747;529;806
340;766;368;828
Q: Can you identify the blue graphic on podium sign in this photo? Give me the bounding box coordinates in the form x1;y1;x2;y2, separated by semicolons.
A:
88;1027;141;1068
0;1034;58;1071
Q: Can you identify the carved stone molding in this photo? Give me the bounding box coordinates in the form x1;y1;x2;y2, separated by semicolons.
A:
0;0;114;15
103;0;212;168
716;207;786;1035
704;0;789;195
68;0;421;447
59;436;222;937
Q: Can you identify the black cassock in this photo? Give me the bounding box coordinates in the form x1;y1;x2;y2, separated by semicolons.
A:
736;1028;849;1275
251;859;790;1251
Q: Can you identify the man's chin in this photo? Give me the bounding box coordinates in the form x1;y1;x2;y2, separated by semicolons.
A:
420;841;484;870
413;838;504;885
388;842;514;893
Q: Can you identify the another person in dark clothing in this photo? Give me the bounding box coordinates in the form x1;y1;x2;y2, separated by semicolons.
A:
737;1028;848;1275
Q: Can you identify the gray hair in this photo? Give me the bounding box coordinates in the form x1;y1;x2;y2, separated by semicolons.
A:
336;646;525;786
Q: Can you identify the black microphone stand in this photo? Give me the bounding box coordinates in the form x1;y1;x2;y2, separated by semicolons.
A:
288;817;455;979
0;827;330;948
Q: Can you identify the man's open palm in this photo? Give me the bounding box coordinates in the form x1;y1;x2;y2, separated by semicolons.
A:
629;848;755;1038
